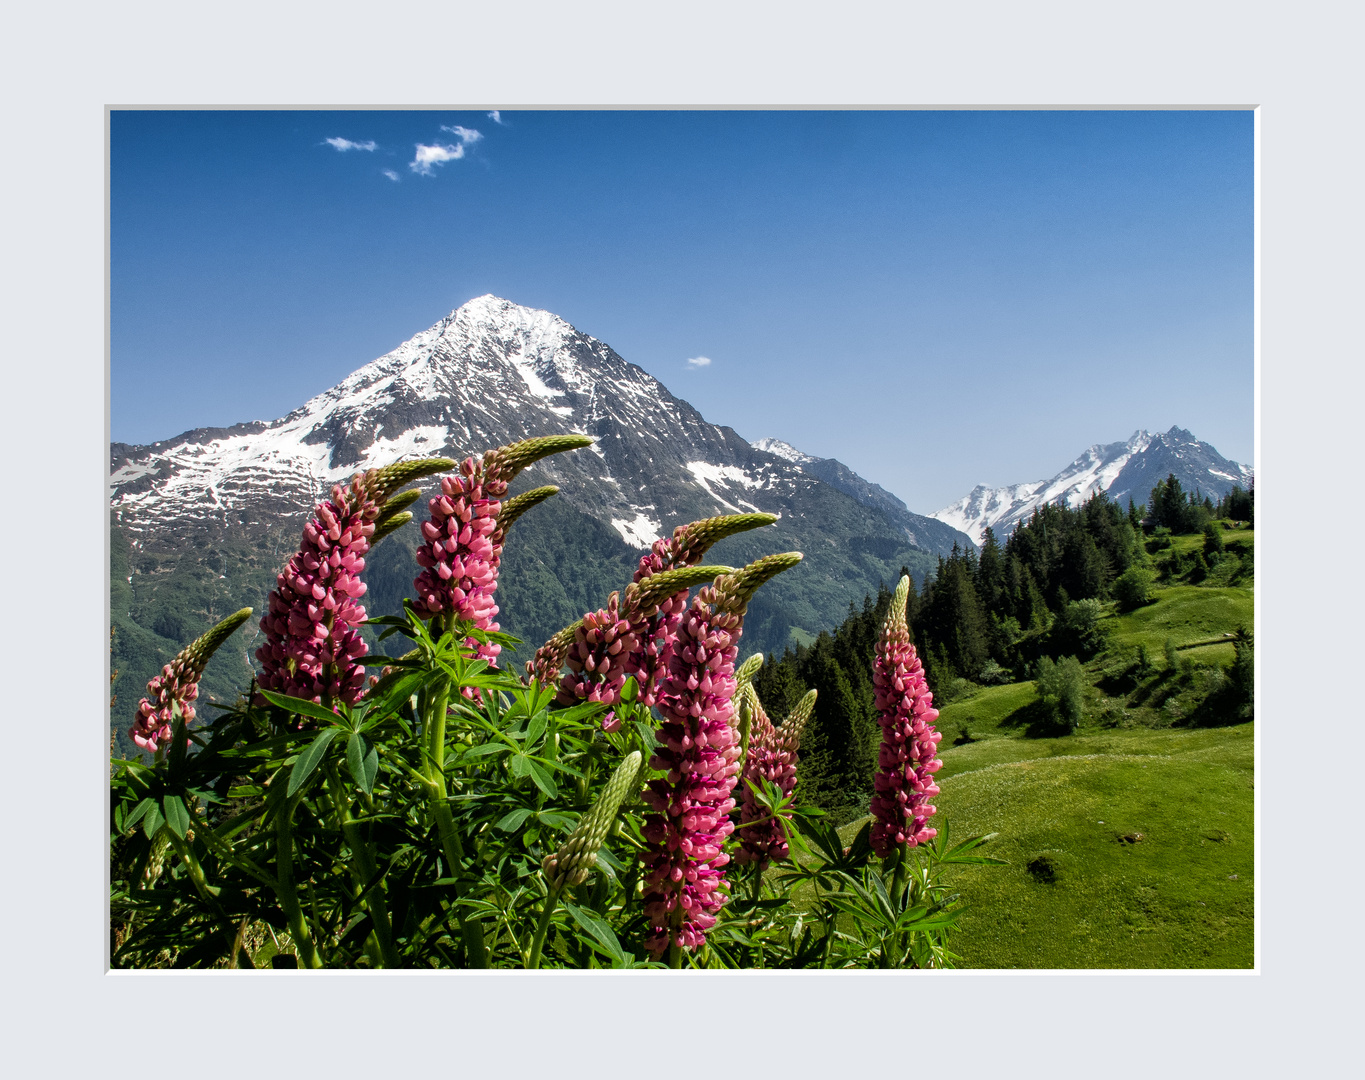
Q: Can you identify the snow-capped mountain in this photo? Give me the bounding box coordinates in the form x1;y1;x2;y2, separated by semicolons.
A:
931;427;1253;546
110;296;968;748
753;438;974;554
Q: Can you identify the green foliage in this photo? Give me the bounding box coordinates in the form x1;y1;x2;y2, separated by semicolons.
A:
1112;566;1156;611
1033;655;1085;733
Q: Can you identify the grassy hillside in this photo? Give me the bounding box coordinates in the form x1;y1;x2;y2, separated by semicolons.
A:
819;574;1255;968
932;724;1252;968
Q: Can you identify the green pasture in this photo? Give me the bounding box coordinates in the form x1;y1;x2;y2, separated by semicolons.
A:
1106;585;1253;653
827;723;1253;969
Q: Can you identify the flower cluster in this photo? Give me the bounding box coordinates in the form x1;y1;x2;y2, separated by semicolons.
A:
132;608;253;751
257;459;450;708
256;475;384;706
413;437;592;680
869;576;943;859
640;552;801;958
733;684;816;871
557;591;636;732
623;514;775;707
412;457;508;668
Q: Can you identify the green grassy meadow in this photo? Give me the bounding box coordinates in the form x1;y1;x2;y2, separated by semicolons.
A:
821;576;1255;968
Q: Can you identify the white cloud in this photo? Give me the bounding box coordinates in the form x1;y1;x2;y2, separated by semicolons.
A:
440;125;483;145
410;142;467;175
382;169;400;182
325;137;376;152
487;110;504;124
686;356;713;368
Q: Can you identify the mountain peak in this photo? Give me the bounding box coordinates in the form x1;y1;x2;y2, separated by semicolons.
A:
930;427;1252;545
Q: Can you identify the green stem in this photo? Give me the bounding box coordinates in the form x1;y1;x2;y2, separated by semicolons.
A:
324;762;401;968
668;942;683;969
165;831;253;967
424;656;488;968
275;793;322;968
526;883;563;969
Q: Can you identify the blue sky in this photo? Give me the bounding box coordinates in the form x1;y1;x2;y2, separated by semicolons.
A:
111;109;1253;512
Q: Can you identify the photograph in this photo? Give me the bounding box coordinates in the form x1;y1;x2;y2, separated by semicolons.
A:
107;107;1254;971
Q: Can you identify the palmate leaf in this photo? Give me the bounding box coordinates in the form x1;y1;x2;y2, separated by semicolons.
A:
563;902;630;968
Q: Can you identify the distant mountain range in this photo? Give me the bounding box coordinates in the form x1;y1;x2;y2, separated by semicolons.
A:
930;427;1254;546
109;296;973;751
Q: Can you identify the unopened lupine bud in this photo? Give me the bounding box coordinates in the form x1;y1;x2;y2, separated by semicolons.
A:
131;608;252;752
496;485;558;536
621;514;776;707
868;576;942;858
640;551;802;957
543;751;643;891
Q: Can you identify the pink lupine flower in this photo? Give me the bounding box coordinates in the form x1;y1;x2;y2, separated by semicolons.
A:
132;608;253;752
733;686;815;872
557;592;638;725
412;438;592;684
256;475;385;706
256;458;451;709
869;576;943;859
640;552;801;958
622;513;776;707
552;567;732;731
412;457;508;669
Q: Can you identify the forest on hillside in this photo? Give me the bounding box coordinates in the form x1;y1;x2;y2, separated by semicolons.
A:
752;478;1255;824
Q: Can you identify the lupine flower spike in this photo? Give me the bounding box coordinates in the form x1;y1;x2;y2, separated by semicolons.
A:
551;564;733;731
131;608;253;752
542;751;643;890
412;438;591;679
734;678;816;871
623;514;776;707
641;551;802;959
869;575;943;859
256;458;452;707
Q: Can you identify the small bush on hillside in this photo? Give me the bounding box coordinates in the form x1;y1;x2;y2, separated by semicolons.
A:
1113;567;1156;611
1163;637;1179;672
1052;598;1107;658
1034;655;1085;733
1203;522;1225;555
978;659;1012;686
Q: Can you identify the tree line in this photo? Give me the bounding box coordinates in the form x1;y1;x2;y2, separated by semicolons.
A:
750;478;1254;821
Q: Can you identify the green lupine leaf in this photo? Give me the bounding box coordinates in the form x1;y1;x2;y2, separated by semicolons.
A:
525;710;548;749
496;808;534;832
564;903;628;967
287;728;341;796
122;798;157;833
257;690;346;728
162;795;192;839
460;742;510;760
526;761;558;798
346;733;378;794
141;802;165;840
509;754;531;779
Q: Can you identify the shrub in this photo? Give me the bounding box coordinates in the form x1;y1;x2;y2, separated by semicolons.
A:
1112;567;1156;611
1034;655;1085;733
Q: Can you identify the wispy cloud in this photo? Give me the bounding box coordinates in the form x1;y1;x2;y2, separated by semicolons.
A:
410;143;467;175
440;125;483;145
382;169;400;182
410;126;484;176
686;356;713;368
487;110;504;124
325;137;377;152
